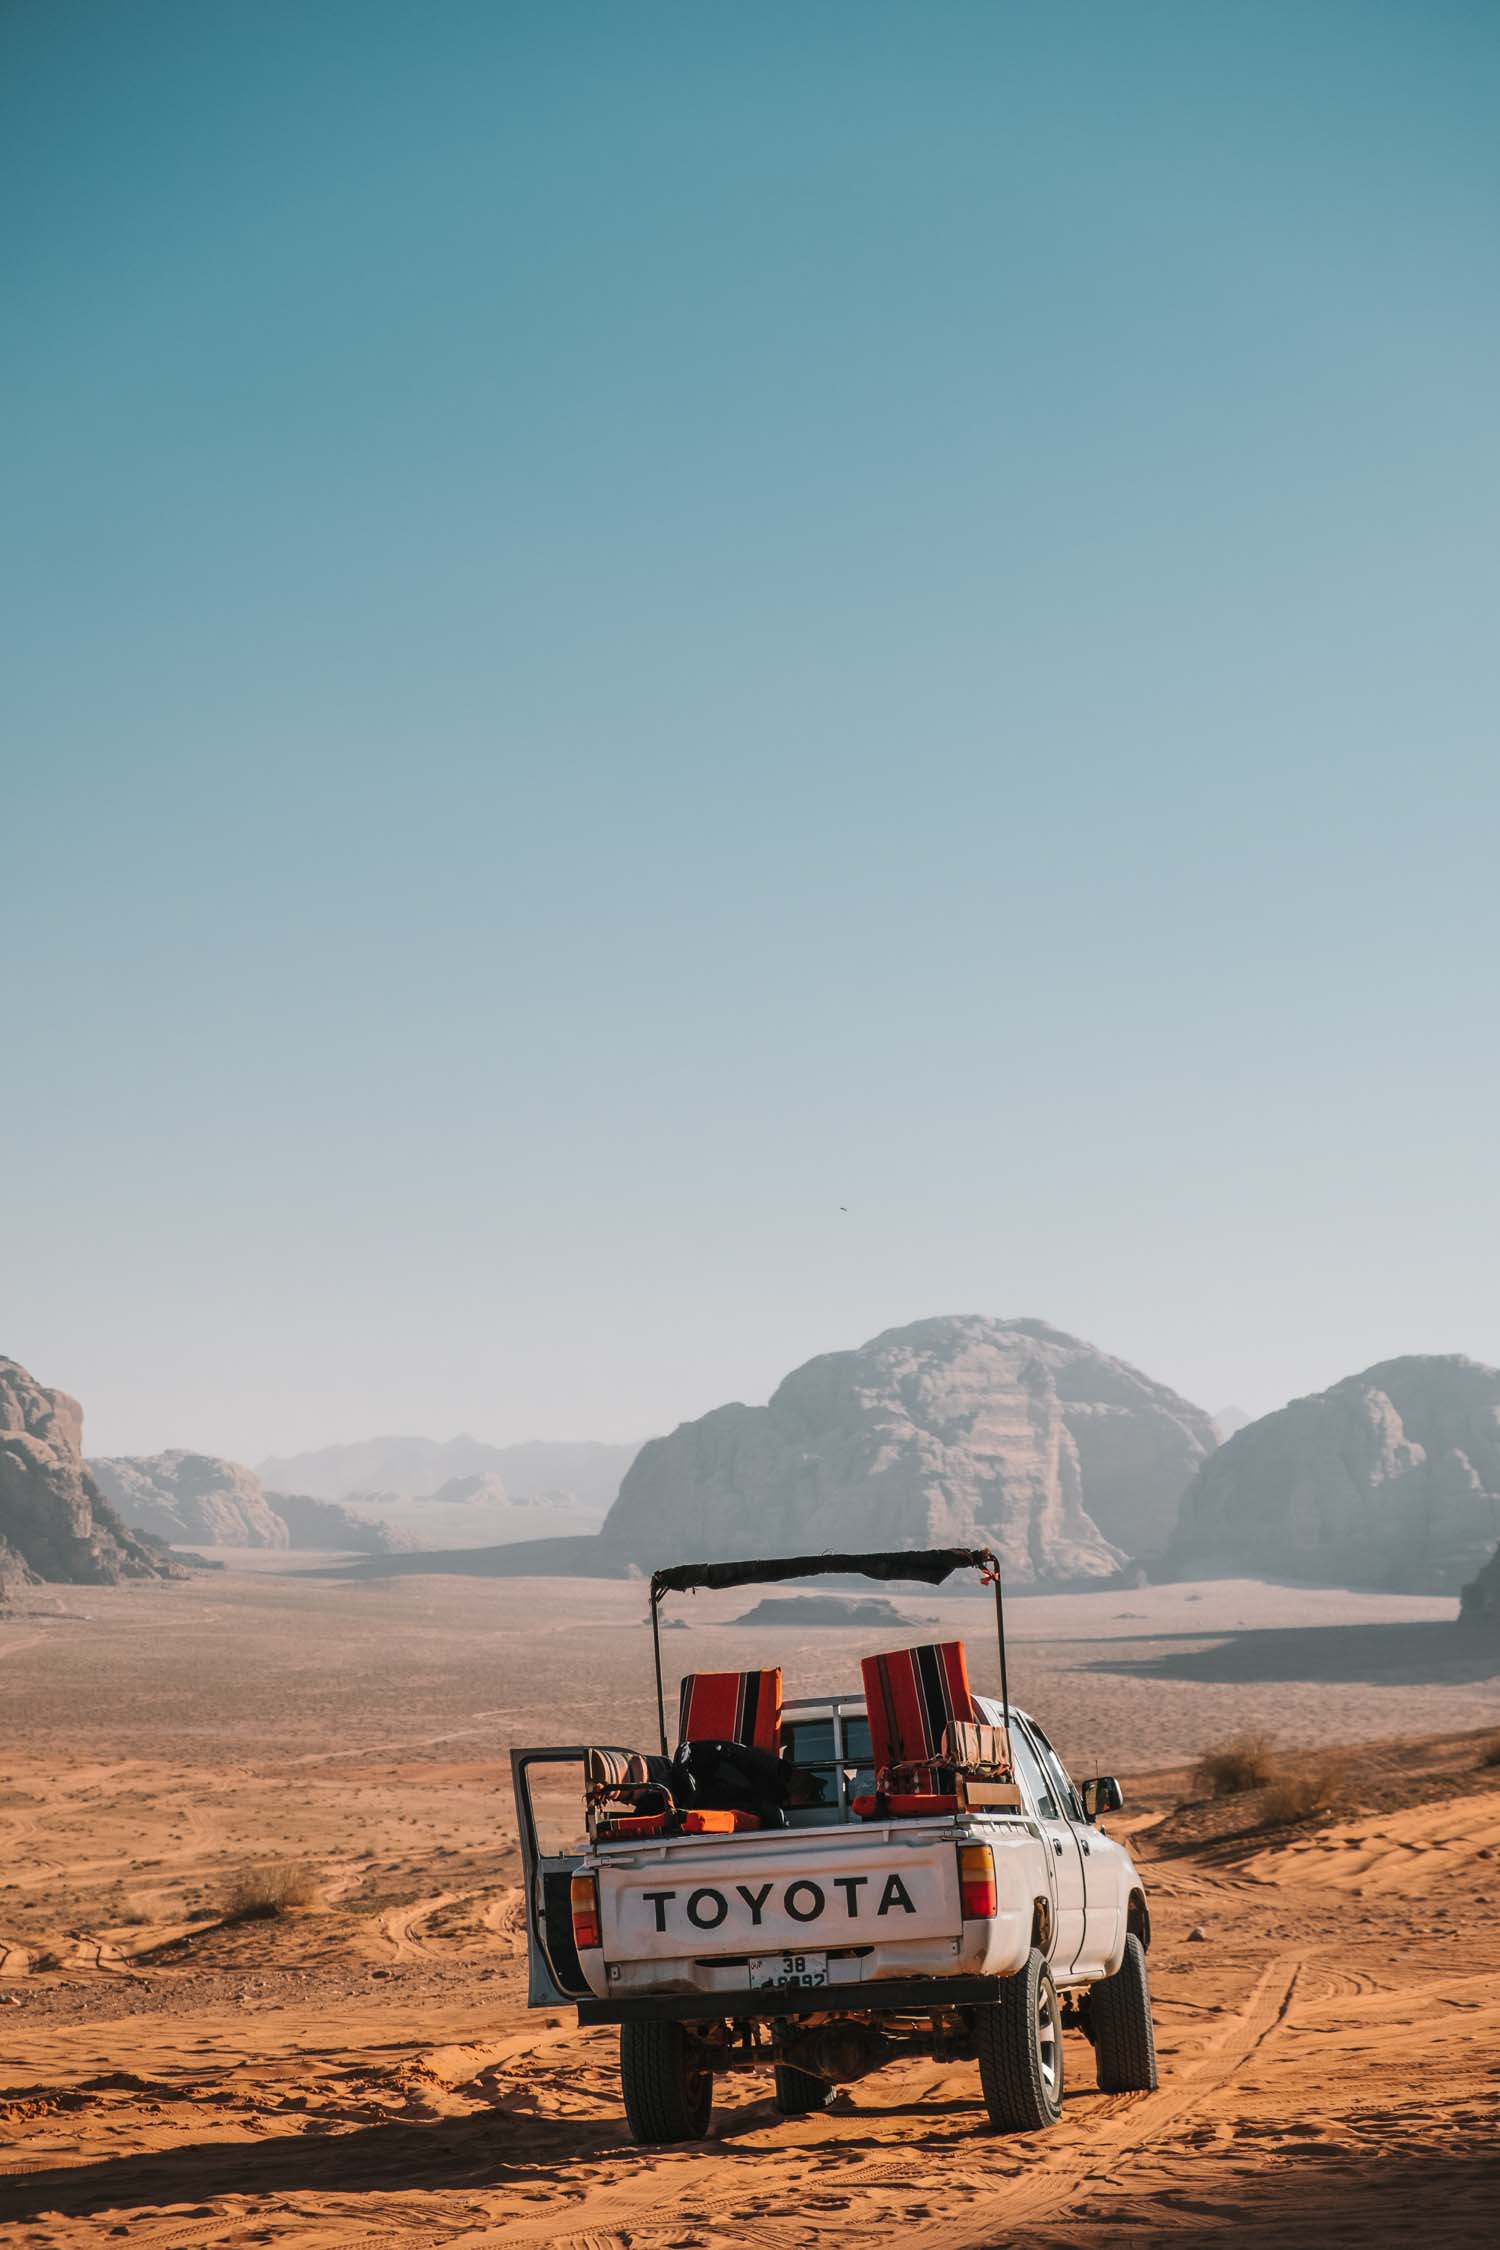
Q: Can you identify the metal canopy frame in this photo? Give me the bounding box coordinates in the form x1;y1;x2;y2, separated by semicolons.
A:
646;1546;1012;1757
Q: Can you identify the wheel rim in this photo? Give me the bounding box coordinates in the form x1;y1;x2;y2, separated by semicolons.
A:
1035;1980;1060;2101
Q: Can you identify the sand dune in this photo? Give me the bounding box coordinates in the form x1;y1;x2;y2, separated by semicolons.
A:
2;1570;1497;2245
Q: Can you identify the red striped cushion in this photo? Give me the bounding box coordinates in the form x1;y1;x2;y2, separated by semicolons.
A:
584;1748;656;1793
676;1669;782;1753
860;1642;977;1775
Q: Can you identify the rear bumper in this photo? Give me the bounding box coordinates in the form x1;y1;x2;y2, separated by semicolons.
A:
576;1973;1003;2025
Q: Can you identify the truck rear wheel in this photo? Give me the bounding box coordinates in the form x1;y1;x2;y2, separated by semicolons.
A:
1090;1932;1158;2092
976;1947;1064;2133
619;2021;714;2143
773;2062;834;2115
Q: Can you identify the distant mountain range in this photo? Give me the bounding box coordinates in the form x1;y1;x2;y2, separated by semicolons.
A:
255;1434;640;1512
11;1333;1500;1604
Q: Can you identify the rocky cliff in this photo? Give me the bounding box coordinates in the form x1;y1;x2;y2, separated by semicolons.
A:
601;1315;1218;1584
1170;1356;1500;1594
1459;1544;1500;1632
262;1491;411;1554
90;1452;291;1548
0;1358;173;1584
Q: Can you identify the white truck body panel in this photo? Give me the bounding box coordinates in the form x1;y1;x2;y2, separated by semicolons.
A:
554;1702;1143;2009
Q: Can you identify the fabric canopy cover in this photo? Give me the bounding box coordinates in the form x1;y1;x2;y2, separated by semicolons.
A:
649;1547;998;1601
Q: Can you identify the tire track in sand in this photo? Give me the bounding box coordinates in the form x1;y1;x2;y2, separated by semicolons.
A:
464;1954;1305;2250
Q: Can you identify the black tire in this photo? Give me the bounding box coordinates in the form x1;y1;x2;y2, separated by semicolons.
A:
976;1948;1064;2133
1090;1932;1159;2093
773;2062;834;2115
619;2021;714;2144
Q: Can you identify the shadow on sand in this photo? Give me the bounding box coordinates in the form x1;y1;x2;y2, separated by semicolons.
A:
1086;1618;1500;1688
4;2101;1498;2244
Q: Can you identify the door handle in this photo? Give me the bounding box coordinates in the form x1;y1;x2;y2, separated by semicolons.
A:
1052;1836;1064;1855
1081;1840;1091;1855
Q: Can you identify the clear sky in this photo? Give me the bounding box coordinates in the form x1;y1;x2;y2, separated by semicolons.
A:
4;2;1498;1461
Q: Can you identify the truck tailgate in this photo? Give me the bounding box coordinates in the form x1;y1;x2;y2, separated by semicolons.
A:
598;1828;962;1961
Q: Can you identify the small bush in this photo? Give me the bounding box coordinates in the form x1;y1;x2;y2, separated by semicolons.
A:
1257;1760;1346;1829
222;1862;317;1922
1479;1737;1500;1770
1193;1733;1279;1797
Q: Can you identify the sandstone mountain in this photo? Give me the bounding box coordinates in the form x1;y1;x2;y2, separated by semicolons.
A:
1170;1356;1500;1594
262;1491;411;1554
91;1452;291;1549
256;1434;639;1513
601;1315;1218;1585
0;1357;173;1585
1459;1544;1500;1632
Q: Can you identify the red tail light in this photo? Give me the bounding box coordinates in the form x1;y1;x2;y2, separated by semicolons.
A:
570;1872;602;1950
958;1842;997;1919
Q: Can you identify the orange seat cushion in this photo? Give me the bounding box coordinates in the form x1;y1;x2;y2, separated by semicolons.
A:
596;1811;672;1840
682;1808;762;1834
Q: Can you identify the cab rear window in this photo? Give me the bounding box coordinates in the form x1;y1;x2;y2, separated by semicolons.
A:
784;1715;874;1814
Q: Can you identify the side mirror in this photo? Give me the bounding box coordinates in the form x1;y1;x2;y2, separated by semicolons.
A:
1082;1775;1123;1821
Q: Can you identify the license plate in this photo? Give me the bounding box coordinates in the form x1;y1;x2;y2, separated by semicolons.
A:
748;1950;828;1991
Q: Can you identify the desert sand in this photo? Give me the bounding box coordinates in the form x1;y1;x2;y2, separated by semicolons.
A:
3;1567;1499;2245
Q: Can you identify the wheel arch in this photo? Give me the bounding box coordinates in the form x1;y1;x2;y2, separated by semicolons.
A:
1126;1889;1151;1950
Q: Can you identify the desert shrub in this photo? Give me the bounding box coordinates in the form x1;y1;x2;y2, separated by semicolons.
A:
1192;1732;1279;1798
1479;1737;1500;1770
1256;1760;1346;1829
222;1862;317;1922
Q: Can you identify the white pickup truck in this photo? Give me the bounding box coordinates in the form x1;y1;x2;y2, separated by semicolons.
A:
513;1547;1156;2143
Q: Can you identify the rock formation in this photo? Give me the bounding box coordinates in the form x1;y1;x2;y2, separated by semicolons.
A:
1459;1544;1500;1631
90;1452;291;1548
601;1315;1218;1585
1170;1356;1500;1594
90;1453;408;1555
263;1491;411;1554
0;1357;173;1584
417;1472;510;1507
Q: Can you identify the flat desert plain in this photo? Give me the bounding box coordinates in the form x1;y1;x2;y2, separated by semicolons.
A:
3;1566;1500;2247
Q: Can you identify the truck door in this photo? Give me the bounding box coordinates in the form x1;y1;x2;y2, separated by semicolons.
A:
1026;1719;1120;1978
509;1746;615;2006
1010;1720;1086;1976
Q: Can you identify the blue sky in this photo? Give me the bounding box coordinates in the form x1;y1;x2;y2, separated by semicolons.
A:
4;2;1498;1459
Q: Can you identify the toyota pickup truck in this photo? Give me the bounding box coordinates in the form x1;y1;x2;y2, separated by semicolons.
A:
513;1546;1156;2142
